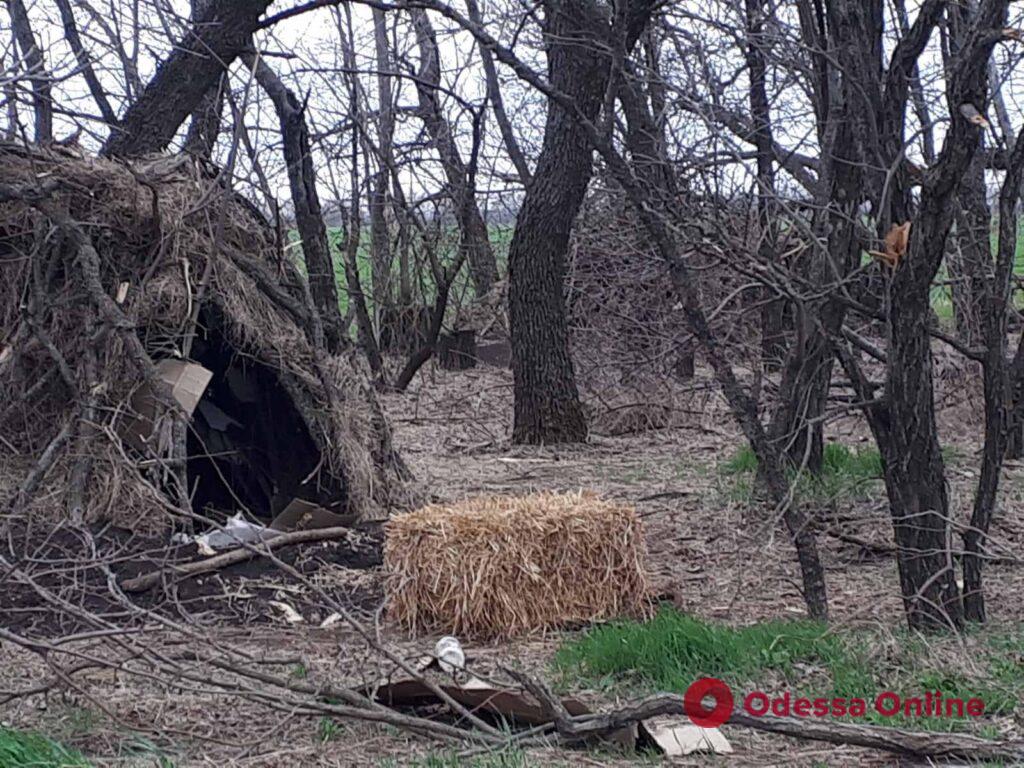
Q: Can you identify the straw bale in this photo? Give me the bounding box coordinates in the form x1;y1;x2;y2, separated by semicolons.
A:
384;491;651;639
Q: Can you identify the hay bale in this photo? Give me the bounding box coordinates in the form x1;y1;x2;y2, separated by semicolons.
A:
384;491;651;639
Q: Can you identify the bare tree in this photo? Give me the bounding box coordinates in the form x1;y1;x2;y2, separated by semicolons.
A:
409;7;497;298
509;0;654;444
102;0;272;156
249;55;348;354
7;0;52;142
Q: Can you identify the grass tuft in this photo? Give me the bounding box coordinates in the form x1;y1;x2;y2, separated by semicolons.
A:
721;442;883;503
0;727;90;768
555;607;846;693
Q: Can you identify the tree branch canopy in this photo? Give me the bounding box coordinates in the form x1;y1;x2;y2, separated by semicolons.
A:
101;0;272;156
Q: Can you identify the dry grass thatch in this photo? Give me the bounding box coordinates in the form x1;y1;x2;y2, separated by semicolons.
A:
383;491;651;640
0;143;408;532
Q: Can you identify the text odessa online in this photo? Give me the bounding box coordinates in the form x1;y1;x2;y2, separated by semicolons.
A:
742;690;985;719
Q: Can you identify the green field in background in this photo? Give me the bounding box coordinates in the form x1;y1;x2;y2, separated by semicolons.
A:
290;219;1023;323
289;225;513;315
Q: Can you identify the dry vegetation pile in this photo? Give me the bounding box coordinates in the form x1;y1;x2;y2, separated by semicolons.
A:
569;188;798;379
0;144;406;532
384;490;651;639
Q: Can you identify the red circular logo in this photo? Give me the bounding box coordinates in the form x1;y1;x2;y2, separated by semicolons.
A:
683;677;734;727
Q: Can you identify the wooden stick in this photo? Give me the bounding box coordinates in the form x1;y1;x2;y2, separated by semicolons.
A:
120;526;357;592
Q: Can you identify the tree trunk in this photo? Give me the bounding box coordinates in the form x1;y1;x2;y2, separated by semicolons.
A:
410;9;497;298
184;74;225;160
102;0;272;156
371;8;410;306
745;0;786;372
181;0;225;160
883;281;963;629
508;0;607;444
880;0;1007;631
963;130;1024;622
947;153;991;346
251;57;347;354
8;0;52;143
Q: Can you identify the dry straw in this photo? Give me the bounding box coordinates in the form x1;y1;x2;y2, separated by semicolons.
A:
384;491;651;640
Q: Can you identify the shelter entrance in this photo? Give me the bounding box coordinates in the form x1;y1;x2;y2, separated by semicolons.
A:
184;310;328;522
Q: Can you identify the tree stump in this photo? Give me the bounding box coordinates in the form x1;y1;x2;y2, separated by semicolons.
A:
438;329;477;370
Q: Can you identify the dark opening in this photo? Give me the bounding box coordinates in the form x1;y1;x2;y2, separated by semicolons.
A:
184;309;345;522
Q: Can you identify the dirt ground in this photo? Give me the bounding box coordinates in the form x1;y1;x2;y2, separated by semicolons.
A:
3;363;1023;766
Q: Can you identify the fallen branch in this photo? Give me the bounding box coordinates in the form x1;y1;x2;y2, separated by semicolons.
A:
513;679;1024;761
120;525;359;592
728;709;1024;761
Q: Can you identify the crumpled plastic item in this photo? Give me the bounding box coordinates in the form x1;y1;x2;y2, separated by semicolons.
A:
171;512;281;555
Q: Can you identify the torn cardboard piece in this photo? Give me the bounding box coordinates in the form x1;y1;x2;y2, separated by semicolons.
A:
639;720;733;756
270;498;356;531
365;676;636;750
120;359;212;452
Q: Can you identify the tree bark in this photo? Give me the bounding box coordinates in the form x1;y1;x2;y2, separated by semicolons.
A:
250;57;347;354
184;74;226;160
963;124;1024;622
947;153;991;347
102;0;272;156
879;0;1008;630
359;10;394;314
944;4;992;348
508;0;610;444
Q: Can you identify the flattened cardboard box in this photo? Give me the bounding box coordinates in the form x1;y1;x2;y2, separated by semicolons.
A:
120;360;213;452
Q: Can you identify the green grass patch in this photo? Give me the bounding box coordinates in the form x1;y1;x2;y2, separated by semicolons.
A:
555;607;852;694
555;608;1024;733
0;727;90;767
316;717;344;744
721;442;883;503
